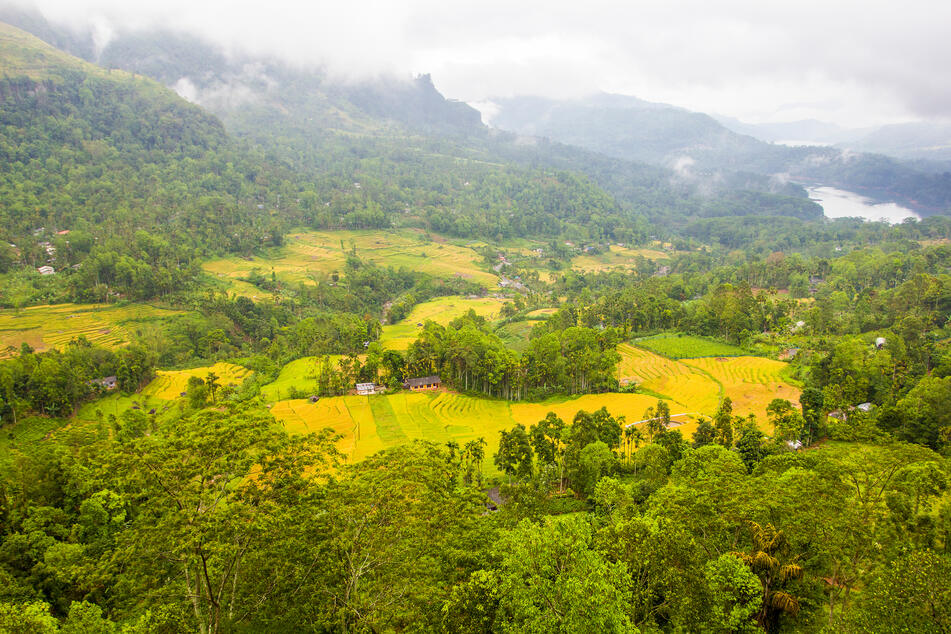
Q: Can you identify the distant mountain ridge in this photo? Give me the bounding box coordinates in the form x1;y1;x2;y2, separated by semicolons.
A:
715;115;951;163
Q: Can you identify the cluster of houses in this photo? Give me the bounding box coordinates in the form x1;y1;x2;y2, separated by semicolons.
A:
29;228;73;276
338;375;442;398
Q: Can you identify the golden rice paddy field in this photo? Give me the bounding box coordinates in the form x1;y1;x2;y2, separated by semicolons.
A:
270;391;665;476
379;296;508;350
616;344;721;417
0;303;185;358
680;356;800;420
616;344;800;428
76;362;252;421
266;344;799;468
203;229;498;294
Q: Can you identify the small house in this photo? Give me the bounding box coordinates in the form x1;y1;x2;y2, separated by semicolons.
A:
779;347;800;361
404;375;441;391
37;266;55;275
356;383;376;395
92;376;118;390
484;486;503;512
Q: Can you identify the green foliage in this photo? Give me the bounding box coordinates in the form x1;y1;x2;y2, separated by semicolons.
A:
495;424;534;480
637;333;748;358
490;517;635;633
704;554;762;633
838;550;951;633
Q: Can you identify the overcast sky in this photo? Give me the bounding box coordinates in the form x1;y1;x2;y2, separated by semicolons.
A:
19;0;951;127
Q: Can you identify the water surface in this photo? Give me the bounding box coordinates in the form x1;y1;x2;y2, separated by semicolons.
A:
806;186;920;224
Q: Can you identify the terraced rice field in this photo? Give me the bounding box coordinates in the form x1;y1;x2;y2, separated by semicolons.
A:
76;362;252;421
510;393;666;429
570;245;670;273
0;303;184;358
615;344;799;429
380;296;508;350
681;356;800;422
203;229;498;295
617;344;719;408
148;363;252;399
269;391;517;474
270;384;725;473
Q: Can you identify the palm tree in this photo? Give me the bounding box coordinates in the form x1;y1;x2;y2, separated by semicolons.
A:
205;371;220;404
732;522;804;631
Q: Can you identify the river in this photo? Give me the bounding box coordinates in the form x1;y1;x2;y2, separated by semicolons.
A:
806;186;920;224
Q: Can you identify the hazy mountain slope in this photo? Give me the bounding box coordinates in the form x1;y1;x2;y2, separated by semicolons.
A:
712;115;871;146
488;94;951;214
490;94;773;168
844;122;951;162
94;30;483;136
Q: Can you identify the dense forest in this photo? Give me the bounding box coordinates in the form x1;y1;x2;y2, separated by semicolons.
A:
1;15;951;634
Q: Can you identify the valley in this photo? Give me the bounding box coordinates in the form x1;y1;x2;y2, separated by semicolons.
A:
0;9;949;633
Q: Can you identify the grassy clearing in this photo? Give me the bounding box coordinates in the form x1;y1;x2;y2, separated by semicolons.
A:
0;303;185;358
636;334;747;359
0;22;136;83
681;356;801;424
203;229;498;295
262;356;328;401
380;296;508;351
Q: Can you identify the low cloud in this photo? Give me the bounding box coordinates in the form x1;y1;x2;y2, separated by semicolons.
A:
13;0;951;127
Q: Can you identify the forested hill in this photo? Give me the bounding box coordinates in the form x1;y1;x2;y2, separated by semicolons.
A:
489;94;951;214
0;21;302;301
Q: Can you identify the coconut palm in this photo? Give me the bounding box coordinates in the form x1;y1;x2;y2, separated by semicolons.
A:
731;522;804;631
